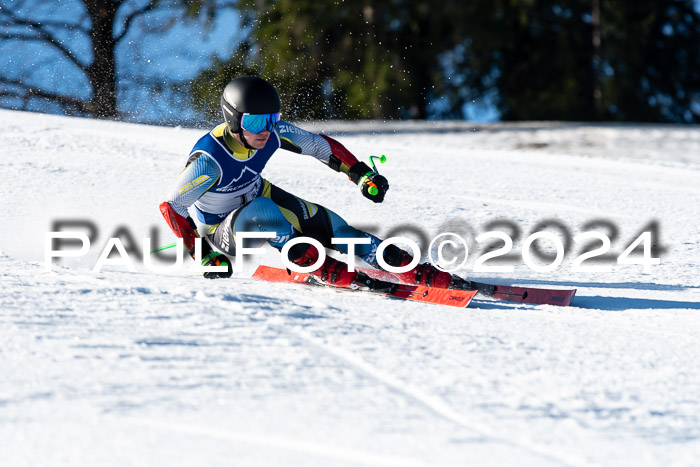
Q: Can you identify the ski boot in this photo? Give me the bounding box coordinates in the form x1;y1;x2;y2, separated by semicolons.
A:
379;244;477;291
287;243;359;288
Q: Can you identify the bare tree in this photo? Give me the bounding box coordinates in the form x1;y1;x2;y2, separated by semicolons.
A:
0;0;229;120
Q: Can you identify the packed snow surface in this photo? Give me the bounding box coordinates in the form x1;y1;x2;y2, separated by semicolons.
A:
1;109;699;466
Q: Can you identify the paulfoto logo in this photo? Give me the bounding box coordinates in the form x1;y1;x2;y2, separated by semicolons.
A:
44;218;665;275
43;231;421;275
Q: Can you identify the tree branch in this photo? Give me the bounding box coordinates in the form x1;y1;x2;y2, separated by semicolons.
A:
0;77;90;114
0;32;87;75
0;7;87;70
114;0;158;44
0;17;90;35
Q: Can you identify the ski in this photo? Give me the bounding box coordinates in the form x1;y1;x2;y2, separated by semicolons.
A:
354;268;576;307
252;265;478;308
468;281;576;306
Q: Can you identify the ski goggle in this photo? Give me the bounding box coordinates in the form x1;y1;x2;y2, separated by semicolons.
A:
240;112;281;134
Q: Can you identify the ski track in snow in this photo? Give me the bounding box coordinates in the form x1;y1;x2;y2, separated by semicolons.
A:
286;328;592;467
1;109;700;466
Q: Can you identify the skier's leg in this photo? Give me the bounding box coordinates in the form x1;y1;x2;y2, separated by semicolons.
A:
210;196;295;255
209;196;354;286
261;181;360;286
324;209;380;262
255;181;471;289
324;210;472;289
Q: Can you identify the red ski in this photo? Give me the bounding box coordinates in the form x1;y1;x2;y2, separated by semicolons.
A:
354;268;576;307
252;265;478;308
470;281;576;306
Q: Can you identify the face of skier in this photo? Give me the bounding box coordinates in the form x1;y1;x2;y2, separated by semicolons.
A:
241;128;271;149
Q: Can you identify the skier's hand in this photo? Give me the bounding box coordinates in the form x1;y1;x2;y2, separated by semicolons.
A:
360;172;389;203
201;251;232;279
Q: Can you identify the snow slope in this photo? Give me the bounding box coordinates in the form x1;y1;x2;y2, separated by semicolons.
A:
1;109;699;466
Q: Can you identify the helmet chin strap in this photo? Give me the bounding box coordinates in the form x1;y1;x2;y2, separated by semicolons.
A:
224;125;255;150
239;128;255;150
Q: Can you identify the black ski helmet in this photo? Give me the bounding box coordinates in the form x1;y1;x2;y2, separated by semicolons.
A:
220;76;281;133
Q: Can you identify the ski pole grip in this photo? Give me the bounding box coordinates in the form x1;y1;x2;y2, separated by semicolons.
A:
362;155;386;197
369;154;387;172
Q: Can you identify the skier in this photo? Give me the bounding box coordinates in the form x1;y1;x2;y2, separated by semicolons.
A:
159;76;472;290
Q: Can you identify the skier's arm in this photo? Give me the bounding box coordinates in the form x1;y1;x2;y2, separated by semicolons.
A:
319;134;389;203
159;152;232;278
163;152;220;220
276;121;389;202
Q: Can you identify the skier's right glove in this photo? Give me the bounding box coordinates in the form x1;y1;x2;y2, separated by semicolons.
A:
200;251;233;279
348;162;389;203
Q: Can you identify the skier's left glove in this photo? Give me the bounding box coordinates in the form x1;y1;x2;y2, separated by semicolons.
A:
201;251;232;279
348;162;389;203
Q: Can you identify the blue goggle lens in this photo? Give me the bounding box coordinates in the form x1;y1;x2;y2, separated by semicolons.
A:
241;112;281;134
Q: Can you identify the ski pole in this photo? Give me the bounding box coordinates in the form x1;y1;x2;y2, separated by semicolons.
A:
150;242;177;254
367;154;387;196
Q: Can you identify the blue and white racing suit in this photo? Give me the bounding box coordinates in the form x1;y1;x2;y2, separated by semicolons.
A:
163;121;381;264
